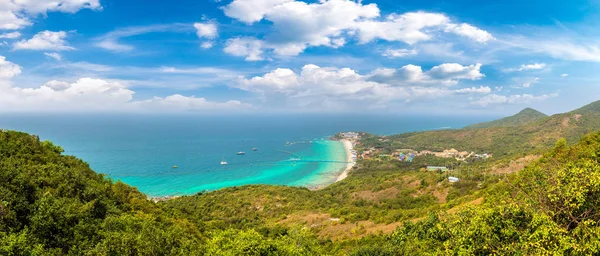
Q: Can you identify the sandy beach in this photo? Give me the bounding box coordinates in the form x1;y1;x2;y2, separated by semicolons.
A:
336;139;355;182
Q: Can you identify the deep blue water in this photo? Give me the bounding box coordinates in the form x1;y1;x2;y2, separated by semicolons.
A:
0;114;495;196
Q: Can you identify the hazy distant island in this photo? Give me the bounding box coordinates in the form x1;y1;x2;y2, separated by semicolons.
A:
3;100;600;254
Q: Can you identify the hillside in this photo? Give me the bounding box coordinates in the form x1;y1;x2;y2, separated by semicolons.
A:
465;107;548;129
360;100;600;157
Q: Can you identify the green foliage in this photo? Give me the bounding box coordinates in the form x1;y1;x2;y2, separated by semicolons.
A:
205;227;323;256
517;132;600;231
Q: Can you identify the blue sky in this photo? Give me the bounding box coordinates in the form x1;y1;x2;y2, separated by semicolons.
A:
0;0;599;115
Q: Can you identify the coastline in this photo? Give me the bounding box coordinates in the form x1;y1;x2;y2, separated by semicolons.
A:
145;137;357;196
335;139;355;182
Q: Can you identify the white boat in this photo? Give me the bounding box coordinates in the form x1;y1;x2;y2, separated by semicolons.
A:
220;161;228;165
237;151;246;155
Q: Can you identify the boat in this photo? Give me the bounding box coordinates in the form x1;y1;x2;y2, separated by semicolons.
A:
237;151;246;155
172;166;178;168
220;157;228;165
252;148;258;151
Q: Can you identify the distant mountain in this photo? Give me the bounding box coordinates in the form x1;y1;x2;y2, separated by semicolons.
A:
374;100;600;157
466;108;548;129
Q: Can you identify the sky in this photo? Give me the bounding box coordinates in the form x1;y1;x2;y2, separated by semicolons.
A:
1;0;600;115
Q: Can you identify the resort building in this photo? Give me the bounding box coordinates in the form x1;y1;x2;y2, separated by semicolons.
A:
341;132;360;139
474;153;492;159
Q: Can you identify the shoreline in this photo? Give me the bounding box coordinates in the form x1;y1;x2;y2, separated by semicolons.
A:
149;137;358;196
335;139;355;182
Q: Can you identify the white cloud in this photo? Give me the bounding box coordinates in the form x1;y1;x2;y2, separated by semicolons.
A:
0;77;134;111
224;37;264;61
233;63;490;110
95;24;189;52
44;52;62;61
470;93;557;107
561;73;568;78
1;77;250;112
222;0;492;59
236;64;410;101
133;95;252;111
444;23;494;43
96;39;133;52
201;41;214;49
506;63;547;72
382;48;418;58
13;31;74;51
13;0;101;14
428;63;485;80
194;22;218;49
512;77;539;89
0;55;250;112
0;9;31;30
0;56;22;79
454;86;491;94
369;63;484;86
237;68;299;93
504;37;600;62
0;0;101;30
518;63;546;71
353;11;447;44
0;31;20;39
194;22;218;39
223;0;293;24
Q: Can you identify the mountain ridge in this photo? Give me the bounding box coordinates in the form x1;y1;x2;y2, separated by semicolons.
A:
364;99;600;157
465;107;548;129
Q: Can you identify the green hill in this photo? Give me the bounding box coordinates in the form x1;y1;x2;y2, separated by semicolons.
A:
465;107;548;129
361;100;600;157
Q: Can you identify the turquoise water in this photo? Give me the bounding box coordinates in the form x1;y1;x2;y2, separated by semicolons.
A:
0;114;493;196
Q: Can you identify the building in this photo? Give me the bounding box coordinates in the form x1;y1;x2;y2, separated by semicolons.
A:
448;177;459;183
474;153;492;159
341;132;359;139
426;166;448;172
398;153;406;161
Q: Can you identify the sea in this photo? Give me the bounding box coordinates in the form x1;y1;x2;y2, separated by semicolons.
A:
0;114;494;196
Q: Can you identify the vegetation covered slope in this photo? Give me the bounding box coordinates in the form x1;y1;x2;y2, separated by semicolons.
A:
465;107;548;129
361;100;600;157
361;131;600;255
0;130;205;255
